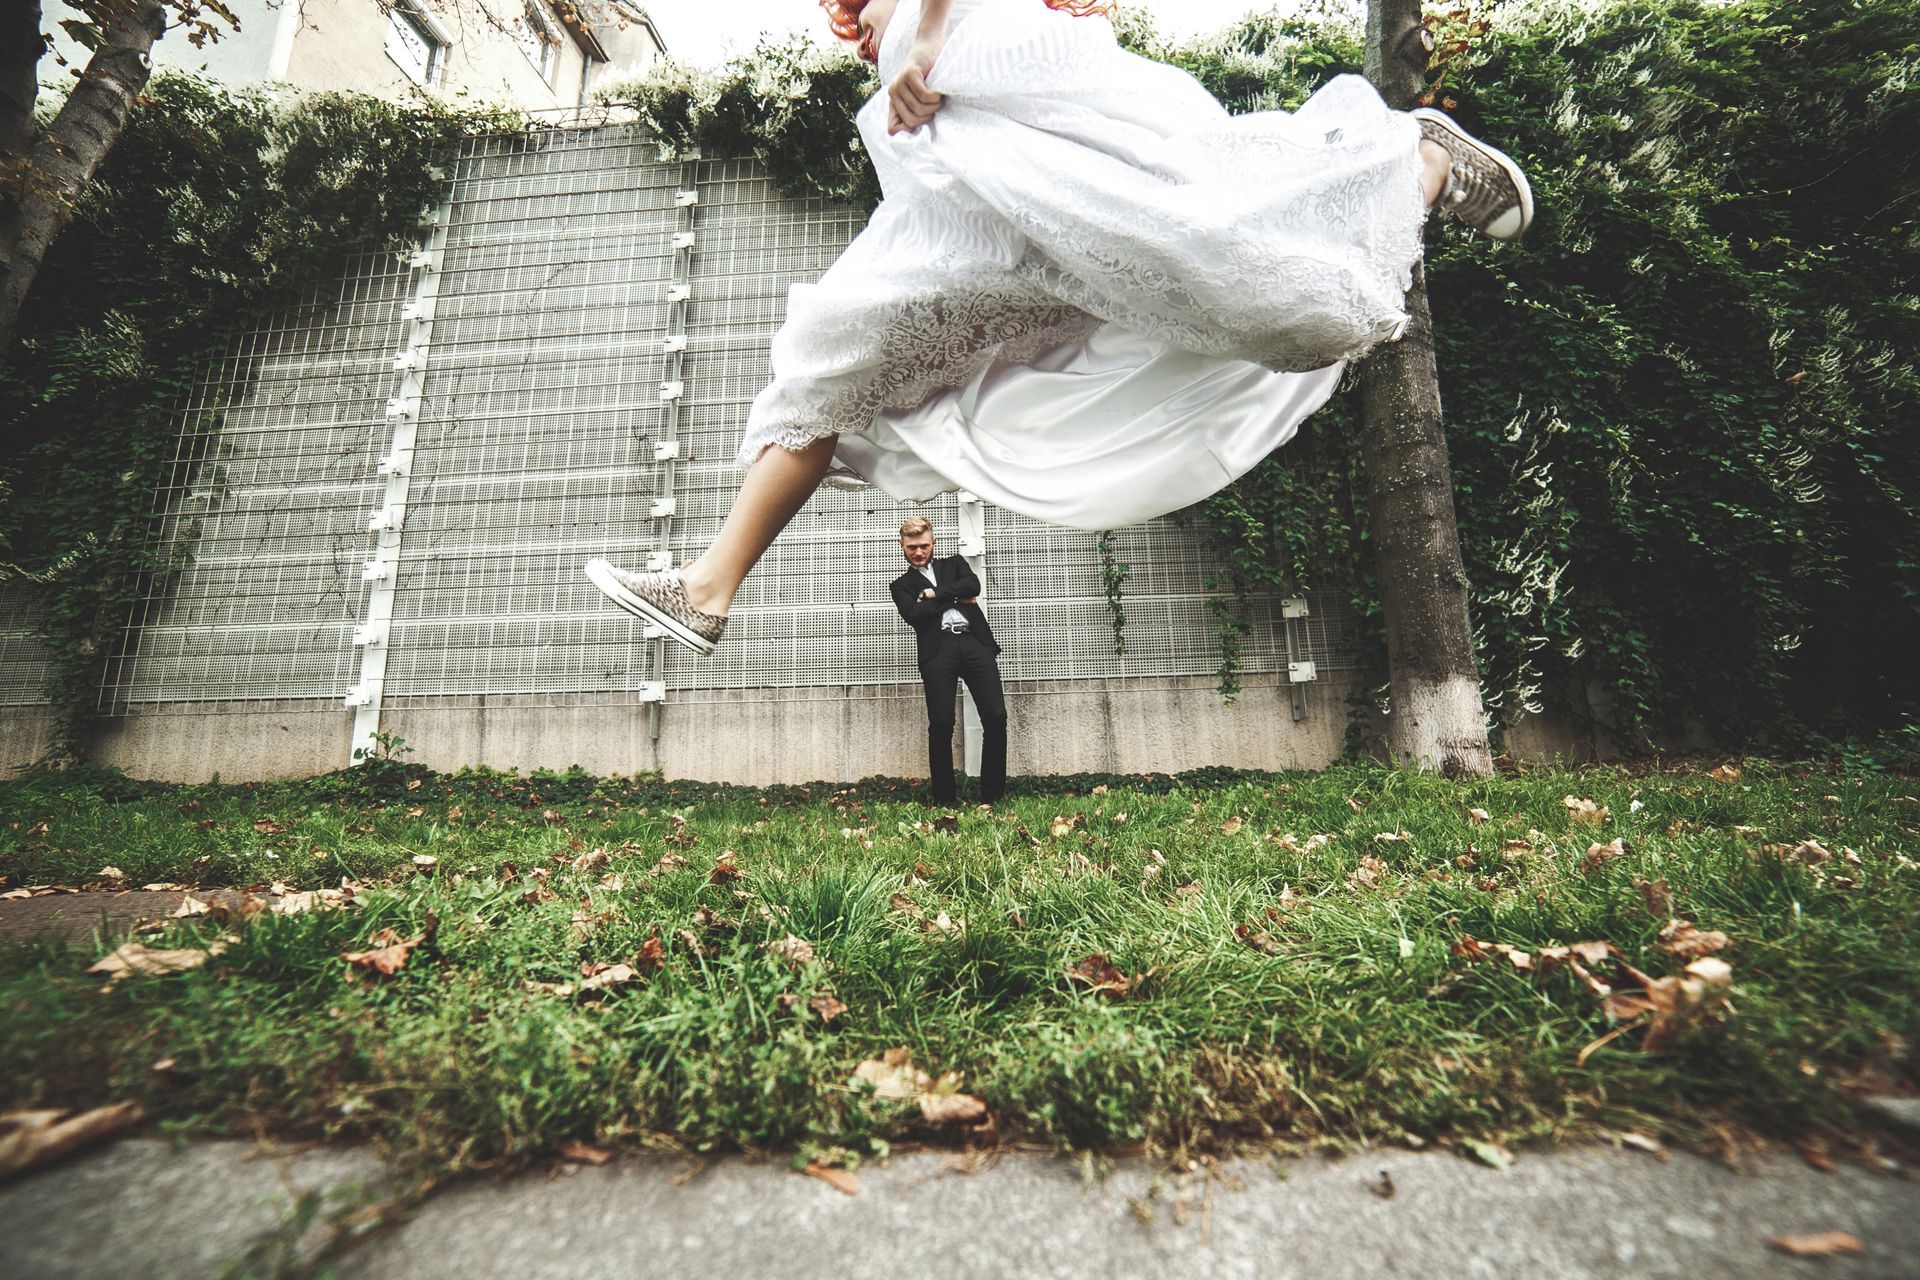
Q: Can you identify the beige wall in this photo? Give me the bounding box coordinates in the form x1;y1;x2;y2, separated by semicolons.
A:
0;675;1601;785
283;0;598;110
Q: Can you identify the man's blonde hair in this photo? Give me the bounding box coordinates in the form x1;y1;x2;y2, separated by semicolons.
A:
899;516;934;539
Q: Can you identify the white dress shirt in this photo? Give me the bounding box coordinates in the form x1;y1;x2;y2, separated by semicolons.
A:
919;564;969;632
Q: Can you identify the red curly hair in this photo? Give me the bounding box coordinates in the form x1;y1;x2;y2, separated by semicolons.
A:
821;1;1115;64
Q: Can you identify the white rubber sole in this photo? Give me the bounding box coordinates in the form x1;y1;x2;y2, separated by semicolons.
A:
583;558;718;656
1413;107;1534;242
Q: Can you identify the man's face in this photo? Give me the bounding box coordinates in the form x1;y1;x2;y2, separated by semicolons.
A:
900;531;934;568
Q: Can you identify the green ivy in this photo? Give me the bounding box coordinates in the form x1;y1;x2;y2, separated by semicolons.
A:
0;75;509;762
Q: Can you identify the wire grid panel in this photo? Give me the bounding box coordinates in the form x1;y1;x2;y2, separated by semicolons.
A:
379;129;673;700
0;584;52;706
97;255;413;706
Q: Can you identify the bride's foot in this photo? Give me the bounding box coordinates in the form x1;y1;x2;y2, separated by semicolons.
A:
584;559;727;655
1413;108;1534;242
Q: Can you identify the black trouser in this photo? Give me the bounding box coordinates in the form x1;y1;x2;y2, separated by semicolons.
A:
920;630;1007;806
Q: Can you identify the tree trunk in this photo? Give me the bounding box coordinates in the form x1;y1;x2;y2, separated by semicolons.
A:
1358;0;1494;778
1;0;41;163
0;0;165;357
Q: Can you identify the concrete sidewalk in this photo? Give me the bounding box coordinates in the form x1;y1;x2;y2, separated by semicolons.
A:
3;1138;1914;1279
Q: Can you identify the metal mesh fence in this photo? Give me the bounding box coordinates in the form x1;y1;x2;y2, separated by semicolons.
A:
0;123;1361;728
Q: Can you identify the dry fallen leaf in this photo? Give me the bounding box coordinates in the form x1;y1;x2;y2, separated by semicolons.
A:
1707;763;1742;783
1220;816;1244;836
1766;1231;1863;1258
1603;956;1734;1053
1349;853;1389;890
1580;839;1626;873
1655;918;1730;961
809;994;847;1023
88;942;215;984
707;851;742;884
1563;796;1609;827
1634;876;1673;917
341;930;425;977
1066;952;1134;1000
556;1139;613;1165
918;1092;989;1127
634;929;666;973
855;1048;932;1100
169;895;211;919
764;934;816;968
576;961;639;994
1467;808;1491;825
573;849;610;874
1235;924;1283;957
1049;814;1079;839
97;866;126;882
411;854;438;872
803;1162;860;1196
0;1102;145;1180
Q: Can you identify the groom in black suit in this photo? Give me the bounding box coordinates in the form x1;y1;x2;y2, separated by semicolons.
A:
889;516;1007;807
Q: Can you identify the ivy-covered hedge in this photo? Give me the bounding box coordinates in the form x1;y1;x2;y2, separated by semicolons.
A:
0;77;505;759
606;0;1920;753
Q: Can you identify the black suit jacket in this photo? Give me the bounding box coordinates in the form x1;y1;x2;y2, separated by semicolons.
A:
890;555;1001;668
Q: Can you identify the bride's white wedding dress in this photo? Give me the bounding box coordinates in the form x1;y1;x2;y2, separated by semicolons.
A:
736;0;1429;530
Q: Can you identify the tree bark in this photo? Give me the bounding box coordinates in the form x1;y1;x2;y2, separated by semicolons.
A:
0;0;165;357
1358;0;1494;778
1;0;41;164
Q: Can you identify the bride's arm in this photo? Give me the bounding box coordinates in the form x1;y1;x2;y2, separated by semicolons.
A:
887;0;955;135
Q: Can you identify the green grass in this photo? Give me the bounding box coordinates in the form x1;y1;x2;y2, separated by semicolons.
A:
2;759;1915;1178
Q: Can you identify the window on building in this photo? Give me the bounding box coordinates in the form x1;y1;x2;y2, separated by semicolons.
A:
385;3;448;87
515;3;562;85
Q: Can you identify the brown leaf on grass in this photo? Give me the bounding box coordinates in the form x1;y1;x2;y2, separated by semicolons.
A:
0;1102;144;1180
251;819;284;835
764;934;816;968
97;866;126;882
1656;919;1730;961
918;1092;989;1127
664;815;697;849
810;994;847;1023
1066;952;1134;999
650;852;688;876
1789;840;1833;865
1049;814;1079;839
1563;796;1609;826
1603;956;1733;1053
692;906;737;933
141;882;191;892
411;854;438;873
576;961;639;994
1502;839;1534;856
573;849;610;874
855;1048;932;1100
341;928;427;977
1467;808;1491;824
803;1162;860;1196
1091;784;1109;796
1219;816;1244;836
1766;1231;1863;1258
169;895;211;919
1348;853;1388;890
708;851;742;884
887;892;926;922
556;1139;613;1166
1707;763;1742;783
931;814;959;833
1579;839;1626;873
1372;830;1413;844
88;942;216;984
1634;876;1673;917
634;929;666;973
1174;880;1203;903
1235;924;1283;957
675;928;706;959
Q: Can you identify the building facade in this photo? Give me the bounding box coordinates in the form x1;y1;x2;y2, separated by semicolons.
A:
46;0;667;112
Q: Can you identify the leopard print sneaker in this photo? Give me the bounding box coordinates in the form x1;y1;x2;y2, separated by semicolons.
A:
584;559;726;655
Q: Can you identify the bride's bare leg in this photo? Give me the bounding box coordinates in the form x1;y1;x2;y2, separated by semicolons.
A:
1419;140;1450;208
677;435;838;616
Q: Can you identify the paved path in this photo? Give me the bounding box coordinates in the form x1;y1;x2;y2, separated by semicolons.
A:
2;1139;1914;1279
0;889;258;947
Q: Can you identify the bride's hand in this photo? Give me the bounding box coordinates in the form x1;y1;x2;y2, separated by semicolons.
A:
887;37;946;134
